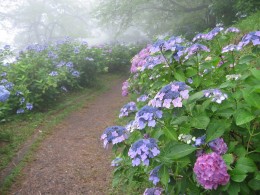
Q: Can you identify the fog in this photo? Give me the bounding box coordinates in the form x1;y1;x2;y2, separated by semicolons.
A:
0;0;257;48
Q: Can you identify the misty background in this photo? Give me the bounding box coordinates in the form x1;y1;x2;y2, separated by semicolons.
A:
0;0;259;48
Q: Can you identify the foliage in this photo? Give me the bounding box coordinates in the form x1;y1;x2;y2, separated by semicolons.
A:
0;38;140;121
101;13;260;194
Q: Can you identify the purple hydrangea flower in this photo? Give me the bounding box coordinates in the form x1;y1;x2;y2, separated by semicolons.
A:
134;106;163;130
193;152;230;190
184;44;210;60
48;51;58;59
74;47;80;54
119;102;137;118
16;108;25;114
66;61;74;68
222;44;241;53
225;27;240;34
192;33;208;42
1;79;8;84
125;120;138;132
137;94;149;102
26;103;33;110
149;165;161;185
49;71;58;76
0;85;10;102
204;27;224;40
238;31;260;47
150;39;165;54
131;45;152;73
111;157;123;167
101;126;128;148
208;138;228;155
141;55;165;71
1;72;7;77
203;89;228;104
149;82;189;109
143;187;163;195
128;138;160;166
122;80;129;97
56;61;66;68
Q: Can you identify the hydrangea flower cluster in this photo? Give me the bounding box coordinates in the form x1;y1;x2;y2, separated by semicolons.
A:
26;103;33;110
222;44;241;53
128;138;160;166
125;120;138;132
130;45;151;73
192;27;224;42
238;31;260;47
49;71;58;76
149;165;161;185
143;187;163;195
203;89;228;104
184;44;210;60
178;134;196;144
137;94;149;102
141;55;165;71
208;138;228;155
193;152;230;190
149;82;189;108
100;126;128;148
0;85;10;102
16;108;25;114
119;102;137;118
122;80;129;97
134;105;163;129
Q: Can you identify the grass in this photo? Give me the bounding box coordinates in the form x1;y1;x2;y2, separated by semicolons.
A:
0;73;123;194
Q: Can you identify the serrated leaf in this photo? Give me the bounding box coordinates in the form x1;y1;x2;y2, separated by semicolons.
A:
171;116;189;125
231;168;247;182
239;54;256;64
250;68;260;80
190;115;210;129
242;90;260;109
248;179;260;190
235;109;255;126
236;157;257;173
162;143;196;160
227;182;241;195
188;91;204;102
223;154;234;169
173;70;186;82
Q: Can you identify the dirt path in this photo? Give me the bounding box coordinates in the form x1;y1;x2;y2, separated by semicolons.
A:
9;77;128;195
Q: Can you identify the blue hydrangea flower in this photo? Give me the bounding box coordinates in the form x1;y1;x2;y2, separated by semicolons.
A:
48;51;58;59
56;61;66;68
150;40;165;54
137;94;149;102
149;82;189;108
119;102;137;118
141;55;165;71
128;138;160;166
20;97;25;104
101;126;128;148
222;44;241;53
71;70;80;77
125;120;138;132
0;85;10;102
203;89;228;104
16;108;25;114
204;27;224;40
143;187;163;195
49;71;58;76
66;62;74;68
5;82;14;90
74;47;80;54
184;43;210;60
1;79;8;84
134;106;163;130
194;135;206;147
149;165;161;185
238;31;260;47
4;45;11;50
16;91;23;96
26;103;33;110
1;72;7;77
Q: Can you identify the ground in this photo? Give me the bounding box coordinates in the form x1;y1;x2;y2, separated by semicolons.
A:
9;77;128;195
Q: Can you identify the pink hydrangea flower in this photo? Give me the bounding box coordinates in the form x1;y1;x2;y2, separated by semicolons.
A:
193;152;230;190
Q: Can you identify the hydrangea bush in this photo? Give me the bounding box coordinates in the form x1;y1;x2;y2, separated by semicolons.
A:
102;27;260;194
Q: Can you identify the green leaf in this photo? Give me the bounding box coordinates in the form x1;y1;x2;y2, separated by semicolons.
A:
187;91;204;103
242;90;260;109
162;143;196;160
235;109;255;126
161;126;178;141
239;54;256;64
190;115;210;129
248;178;260;190
250;68;260;80
231;168;247;182
173;70;186;82
223;154;234;169
227;182;241;195
158;165;170;186
171;116;189;125
206;120;229;142
186;67;197;77
236;157;257;173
